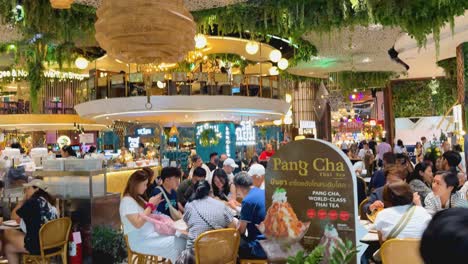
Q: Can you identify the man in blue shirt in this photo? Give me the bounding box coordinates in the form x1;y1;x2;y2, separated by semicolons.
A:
151;167;182;217
234;172;267;259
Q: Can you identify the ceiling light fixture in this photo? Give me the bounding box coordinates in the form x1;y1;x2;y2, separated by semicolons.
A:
269;50;282;63
268;66;279;76
194;34;207;49
245;41;259;55
277;58;289;70
75;57;89;70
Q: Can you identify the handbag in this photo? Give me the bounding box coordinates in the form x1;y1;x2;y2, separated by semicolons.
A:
157;187;183;221
372;205;417;262
139;213;176;235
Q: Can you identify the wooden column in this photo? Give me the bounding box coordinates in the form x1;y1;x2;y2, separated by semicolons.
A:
457;42;468;172
383;83;395;145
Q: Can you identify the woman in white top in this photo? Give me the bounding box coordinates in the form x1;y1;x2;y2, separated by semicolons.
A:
119;170;186;263
424;171;468;215
374;182;431;243
393;139;407;154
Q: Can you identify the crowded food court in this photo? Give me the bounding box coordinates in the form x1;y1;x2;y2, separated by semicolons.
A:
0;0;468;263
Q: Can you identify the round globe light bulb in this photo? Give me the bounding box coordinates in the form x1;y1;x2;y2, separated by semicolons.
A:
286;109;292;116
194;34;207;49
284;116;293;125
273;119;282;126
278;58;289;70
75;57;89;70
269;66;279;76
156;81;166;89
245;41;259;55
269;50;282;63
285;93;292;103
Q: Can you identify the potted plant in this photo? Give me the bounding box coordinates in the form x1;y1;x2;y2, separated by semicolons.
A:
287;240;358;264
91;225;127;263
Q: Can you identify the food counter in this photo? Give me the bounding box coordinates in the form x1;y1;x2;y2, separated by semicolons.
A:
31;164;160;264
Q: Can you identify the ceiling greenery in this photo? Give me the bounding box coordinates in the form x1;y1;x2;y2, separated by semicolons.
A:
0;0;465;112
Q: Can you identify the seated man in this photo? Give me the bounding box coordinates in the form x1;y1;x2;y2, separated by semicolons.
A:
176;167;206;208
248;164;265;190
234;172;266;259
369;152;396;192
151;167;183;218
363;164;407;215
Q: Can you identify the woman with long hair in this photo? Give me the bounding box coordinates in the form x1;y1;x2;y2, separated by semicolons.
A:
4;180;58;264
211;169;235;201
119;170;186;263
424;171;468;215
406;162;433;205
176;181;235;264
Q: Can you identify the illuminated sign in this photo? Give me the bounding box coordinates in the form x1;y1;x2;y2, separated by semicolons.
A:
136;128;154;136
127;136;140;151
0;69;88;81
226;126;231;157
57;135;71;148
235;120;256;146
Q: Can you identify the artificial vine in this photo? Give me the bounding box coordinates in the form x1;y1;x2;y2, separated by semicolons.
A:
331;71;395;93
193;0;468;58
437;57;457;79
0;0;96;112
199;129;220;147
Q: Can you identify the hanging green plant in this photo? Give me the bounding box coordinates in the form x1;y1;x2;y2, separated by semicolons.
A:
193;0;467;59
437;57;457;79
0;0;96;112
332;71;395;94
199;128;220;147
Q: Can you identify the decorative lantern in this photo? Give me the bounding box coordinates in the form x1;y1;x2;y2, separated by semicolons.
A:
169;125;179;137
50;0;74;9
95;0;196;64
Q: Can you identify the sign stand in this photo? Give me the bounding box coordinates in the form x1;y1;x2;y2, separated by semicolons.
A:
261;139;361;263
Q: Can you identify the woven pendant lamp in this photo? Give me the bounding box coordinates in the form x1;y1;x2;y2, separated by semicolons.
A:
50;0;74;9
95;0;196;64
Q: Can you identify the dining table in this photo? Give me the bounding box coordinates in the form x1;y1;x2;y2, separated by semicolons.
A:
359;219;379;244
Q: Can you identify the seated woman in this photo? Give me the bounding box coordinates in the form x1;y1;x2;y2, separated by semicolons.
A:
4;180;58;264
424;171;468;215
406;162;433;206
119;170;186;263
61;145;77;158
212;169;236;202
176;181;236;264
375;181;431;243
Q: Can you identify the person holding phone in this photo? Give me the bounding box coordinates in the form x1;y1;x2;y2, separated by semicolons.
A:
120;170;186;263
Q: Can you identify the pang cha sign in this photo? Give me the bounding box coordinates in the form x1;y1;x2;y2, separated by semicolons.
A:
262;139;357;262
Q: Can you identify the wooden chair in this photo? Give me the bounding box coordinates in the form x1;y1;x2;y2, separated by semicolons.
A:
239;260;268;264
359;197;369;220
23;217;72;264
194;228;240;264
124;235;169;264
380;239;423;264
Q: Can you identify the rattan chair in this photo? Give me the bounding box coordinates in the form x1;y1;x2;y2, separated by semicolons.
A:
194;228;240;264
124;235;170;264
23;217;72;264
380;239;423;264
239;259;268;264
359;197;369;220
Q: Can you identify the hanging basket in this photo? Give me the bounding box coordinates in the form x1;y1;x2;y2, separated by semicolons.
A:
95;0;196;64
50;0;74;9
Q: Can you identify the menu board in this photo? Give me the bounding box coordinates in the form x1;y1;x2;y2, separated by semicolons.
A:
263;139;357;261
